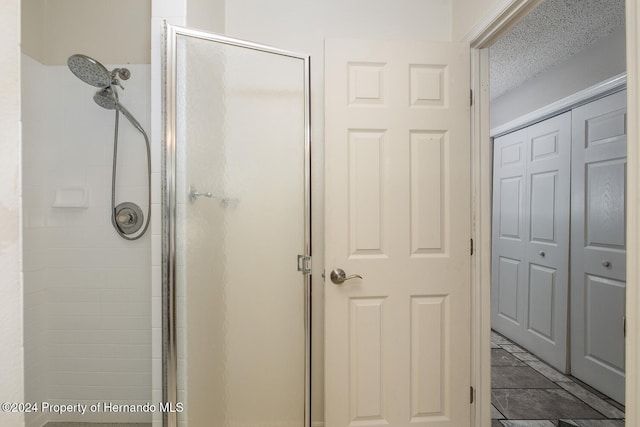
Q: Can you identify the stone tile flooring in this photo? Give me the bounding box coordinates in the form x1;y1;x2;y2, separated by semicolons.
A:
491;330;625;427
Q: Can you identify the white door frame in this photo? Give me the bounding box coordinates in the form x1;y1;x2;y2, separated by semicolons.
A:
467;1;640;426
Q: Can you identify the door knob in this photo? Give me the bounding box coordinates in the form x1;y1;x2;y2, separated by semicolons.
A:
539;251;545;257
602;260;611;268
330;269;363;285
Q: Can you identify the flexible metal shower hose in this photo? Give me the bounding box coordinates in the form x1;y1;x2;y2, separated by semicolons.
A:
110;108;152;240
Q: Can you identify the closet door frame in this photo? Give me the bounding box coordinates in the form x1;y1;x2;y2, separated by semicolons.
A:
470;3;640;421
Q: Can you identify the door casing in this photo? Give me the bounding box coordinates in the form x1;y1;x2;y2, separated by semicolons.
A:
467;1;640;426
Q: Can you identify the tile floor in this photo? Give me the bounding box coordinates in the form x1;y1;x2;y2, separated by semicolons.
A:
491;330;625;427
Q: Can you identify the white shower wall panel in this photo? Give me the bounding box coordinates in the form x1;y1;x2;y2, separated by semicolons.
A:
21;54;152;425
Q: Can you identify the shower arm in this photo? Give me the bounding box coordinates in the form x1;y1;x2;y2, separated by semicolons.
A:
112;68;130;79
111;68;131;84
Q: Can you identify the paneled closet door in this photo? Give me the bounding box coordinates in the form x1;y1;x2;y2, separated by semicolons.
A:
491;129;528;342
492;112;571;372
524;113;571;372
571;90;627;404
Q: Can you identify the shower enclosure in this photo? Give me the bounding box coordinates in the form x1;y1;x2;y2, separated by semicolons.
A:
162;25;311;427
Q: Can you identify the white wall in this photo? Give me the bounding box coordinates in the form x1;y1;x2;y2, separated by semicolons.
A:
490;24;627;129
0;1;24;427
452;0;501;41
21;54;153;425
186;0;225;36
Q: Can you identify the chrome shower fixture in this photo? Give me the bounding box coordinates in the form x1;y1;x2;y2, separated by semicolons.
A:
93;87;118;109
67;54;111;87
67;54;151;241
67;54;131;88
67;54;133;114
93;87;146;134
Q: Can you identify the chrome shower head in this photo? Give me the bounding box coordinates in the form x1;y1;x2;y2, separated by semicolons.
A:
67;54;112;88
93;87;118;110
94;87;145;134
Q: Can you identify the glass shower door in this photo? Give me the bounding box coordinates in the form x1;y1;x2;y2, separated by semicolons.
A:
164;25;310;427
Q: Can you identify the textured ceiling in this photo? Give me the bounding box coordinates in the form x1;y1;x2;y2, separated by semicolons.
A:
489;0;625;100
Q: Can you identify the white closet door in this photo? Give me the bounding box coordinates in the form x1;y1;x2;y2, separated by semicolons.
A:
571;89;627;403
492;112;571;372
491;129;527;339
525;113;571;372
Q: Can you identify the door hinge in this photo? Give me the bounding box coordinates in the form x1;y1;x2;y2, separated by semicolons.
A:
470;89;473;106
470;238;474;255
624;316;626;338
297;255;311;275
470;386;474;404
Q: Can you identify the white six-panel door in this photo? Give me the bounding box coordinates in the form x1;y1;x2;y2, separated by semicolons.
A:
324;38;471;427
571;89;627;403
492;112;571;372
491;128;527;341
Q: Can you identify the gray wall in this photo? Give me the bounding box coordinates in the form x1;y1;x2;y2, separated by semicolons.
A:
490;24;626;130
22;0;151;65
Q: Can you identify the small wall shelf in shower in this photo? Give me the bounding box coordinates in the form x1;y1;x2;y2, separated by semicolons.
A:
52;186;90;208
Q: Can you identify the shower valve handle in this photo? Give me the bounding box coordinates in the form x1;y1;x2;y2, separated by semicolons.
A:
117;212;135;225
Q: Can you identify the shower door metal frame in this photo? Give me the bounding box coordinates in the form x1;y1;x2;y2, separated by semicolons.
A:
162;23;312;427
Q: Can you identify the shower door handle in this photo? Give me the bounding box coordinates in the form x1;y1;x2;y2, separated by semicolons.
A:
330;269;363;285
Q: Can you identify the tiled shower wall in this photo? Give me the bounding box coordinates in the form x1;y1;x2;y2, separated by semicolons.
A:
21;54;152;426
